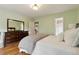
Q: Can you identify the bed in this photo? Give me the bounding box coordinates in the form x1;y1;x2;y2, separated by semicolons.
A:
18;27;79;55
32;28;79;55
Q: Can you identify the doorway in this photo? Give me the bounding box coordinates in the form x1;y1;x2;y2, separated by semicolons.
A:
55;17;64;36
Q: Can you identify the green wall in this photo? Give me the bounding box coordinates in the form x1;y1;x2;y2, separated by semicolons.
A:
35;8;79;34
0;9;31;32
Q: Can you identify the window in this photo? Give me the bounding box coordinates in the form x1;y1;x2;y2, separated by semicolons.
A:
55;17;64;36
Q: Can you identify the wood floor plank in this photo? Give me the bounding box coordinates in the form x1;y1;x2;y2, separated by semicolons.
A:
0;41;29;55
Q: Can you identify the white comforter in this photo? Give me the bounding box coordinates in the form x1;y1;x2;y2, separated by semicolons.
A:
32;35;79;55
18;33;48;54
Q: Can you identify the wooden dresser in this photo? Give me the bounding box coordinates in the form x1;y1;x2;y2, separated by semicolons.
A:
4;31;28;45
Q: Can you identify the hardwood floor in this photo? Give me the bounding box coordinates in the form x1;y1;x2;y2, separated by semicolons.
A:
0;41;30;55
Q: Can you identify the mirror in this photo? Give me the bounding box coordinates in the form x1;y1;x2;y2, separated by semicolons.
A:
34;21;39;34
7;19;24;31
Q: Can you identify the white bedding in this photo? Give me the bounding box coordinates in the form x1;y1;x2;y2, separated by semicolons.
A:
32;35;79;55
18;28;79;55
18;33;48;54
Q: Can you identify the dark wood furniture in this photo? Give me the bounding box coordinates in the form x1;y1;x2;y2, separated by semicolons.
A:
4;19;28;47
4;31;28;46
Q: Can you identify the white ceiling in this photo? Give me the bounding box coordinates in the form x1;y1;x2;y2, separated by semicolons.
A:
0;4;79;18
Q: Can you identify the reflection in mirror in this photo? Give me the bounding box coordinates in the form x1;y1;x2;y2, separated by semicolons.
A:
7;19;24;31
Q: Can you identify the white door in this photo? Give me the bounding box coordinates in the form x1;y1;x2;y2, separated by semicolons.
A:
55;17;64;36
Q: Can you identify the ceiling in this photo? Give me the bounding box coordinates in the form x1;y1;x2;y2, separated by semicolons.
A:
0;4;79;18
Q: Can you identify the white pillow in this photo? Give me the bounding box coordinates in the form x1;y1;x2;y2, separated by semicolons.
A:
64;28;79;46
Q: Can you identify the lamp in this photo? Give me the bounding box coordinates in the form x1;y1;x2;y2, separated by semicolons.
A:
31;4;40;10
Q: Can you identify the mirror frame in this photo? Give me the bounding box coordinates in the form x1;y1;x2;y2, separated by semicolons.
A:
7;19;24;31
